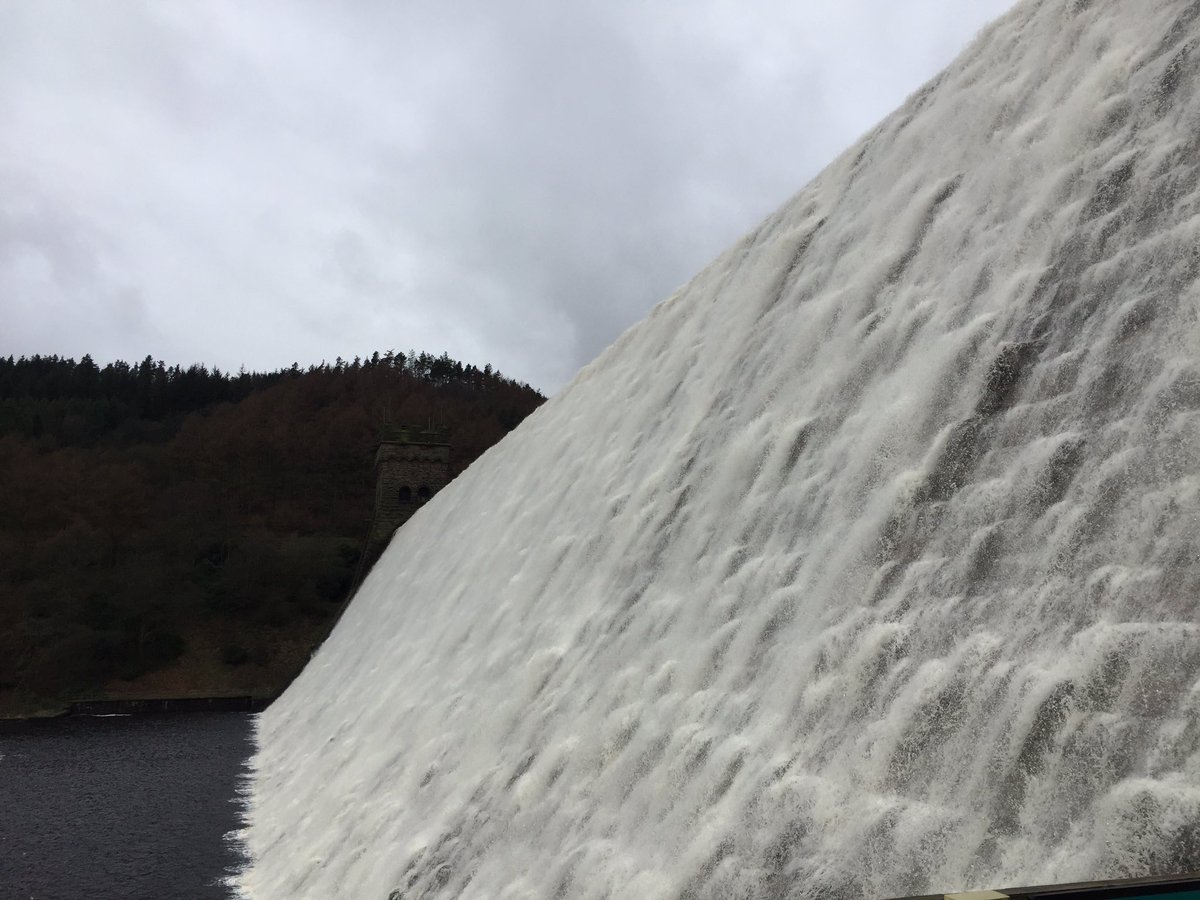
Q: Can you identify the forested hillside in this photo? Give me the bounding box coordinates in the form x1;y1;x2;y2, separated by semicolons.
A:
0;351;544;716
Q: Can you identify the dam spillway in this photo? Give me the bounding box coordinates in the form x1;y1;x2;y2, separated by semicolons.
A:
239;1;1200;897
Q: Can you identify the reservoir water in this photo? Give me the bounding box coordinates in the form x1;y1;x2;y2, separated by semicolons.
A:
0;712;254;899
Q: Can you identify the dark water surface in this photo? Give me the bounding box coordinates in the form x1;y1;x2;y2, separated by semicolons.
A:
0;713;255;900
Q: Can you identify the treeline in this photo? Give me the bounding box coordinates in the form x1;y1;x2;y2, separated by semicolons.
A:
0;350;536;448
0;351;545;715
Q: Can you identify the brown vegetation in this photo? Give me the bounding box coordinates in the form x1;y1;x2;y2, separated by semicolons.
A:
0;351;544;716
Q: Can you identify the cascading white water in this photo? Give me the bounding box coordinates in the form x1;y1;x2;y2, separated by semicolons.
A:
238;1;1200;897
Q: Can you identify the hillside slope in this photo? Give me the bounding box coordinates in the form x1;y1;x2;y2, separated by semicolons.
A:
0;353;542;715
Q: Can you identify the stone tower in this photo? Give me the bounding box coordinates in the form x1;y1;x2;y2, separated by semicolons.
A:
370;425;450;547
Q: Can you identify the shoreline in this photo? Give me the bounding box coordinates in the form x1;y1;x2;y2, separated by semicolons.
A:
0;693;274;721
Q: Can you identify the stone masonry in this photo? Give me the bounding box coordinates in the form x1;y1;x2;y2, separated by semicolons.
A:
370;425;450;547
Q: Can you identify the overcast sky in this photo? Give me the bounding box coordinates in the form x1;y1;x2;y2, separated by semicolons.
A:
1;0;1015;394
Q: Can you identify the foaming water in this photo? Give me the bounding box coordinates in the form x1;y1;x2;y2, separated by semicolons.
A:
0;714;255;898
241;1;1200;897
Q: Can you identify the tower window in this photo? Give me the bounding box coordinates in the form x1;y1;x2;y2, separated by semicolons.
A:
398;486;412;503
417;485;432;503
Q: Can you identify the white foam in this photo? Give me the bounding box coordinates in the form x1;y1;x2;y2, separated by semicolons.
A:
239;1;1200;896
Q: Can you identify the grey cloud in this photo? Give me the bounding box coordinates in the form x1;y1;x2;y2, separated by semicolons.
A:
0;0;1015;391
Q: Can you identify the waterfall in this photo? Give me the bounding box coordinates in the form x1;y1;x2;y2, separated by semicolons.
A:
239;1;1200;897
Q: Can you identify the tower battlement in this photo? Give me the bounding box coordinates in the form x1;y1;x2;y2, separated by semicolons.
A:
370;425;450;546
